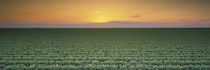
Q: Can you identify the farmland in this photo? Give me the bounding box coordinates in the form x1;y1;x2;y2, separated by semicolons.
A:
0;28;209;70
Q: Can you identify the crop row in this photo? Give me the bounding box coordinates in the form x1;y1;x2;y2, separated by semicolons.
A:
2;64;210;70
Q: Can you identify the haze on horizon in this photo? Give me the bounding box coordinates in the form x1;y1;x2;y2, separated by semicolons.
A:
0;0;210;28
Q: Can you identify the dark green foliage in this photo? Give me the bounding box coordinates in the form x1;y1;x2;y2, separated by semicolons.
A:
0;28;210;70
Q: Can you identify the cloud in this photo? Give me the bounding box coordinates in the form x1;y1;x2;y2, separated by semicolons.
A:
1;20;210;28
199;18;210;22
129;15;140;18
187;2;197;7
0;21;164;28
187;23;210;28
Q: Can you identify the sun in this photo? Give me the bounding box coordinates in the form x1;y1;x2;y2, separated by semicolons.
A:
89;10;111;23
93;17;110;23
94;11;100;14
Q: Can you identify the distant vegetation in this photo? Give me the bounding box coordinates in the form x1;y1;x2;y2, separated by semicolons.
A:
0;28;209;70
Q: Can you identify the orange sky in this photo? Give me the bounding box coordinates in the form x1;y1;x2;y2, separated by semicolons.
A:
0;0;210;27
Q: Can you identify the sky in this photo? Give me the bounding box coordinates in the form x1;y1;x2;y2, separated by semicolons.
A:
0;0;210;28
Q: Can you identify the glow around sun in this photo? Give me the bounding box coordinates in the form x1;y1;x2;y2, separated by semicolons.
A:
90;11;112;23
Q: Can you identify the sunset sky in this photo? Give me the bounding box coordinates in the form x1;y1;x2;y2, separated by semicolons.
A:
0;0;210;28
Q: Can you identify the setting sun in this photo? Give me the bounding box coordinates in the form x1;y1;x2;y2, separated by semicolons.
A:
91;15;111;23
89;11;112;23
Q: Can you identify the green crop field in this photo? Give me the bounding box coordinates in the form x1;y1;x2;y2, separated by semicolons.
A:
0;28;209;70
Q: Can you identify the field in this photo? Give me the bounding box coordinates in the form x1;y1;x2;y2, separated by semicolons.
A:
0;28;210;70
